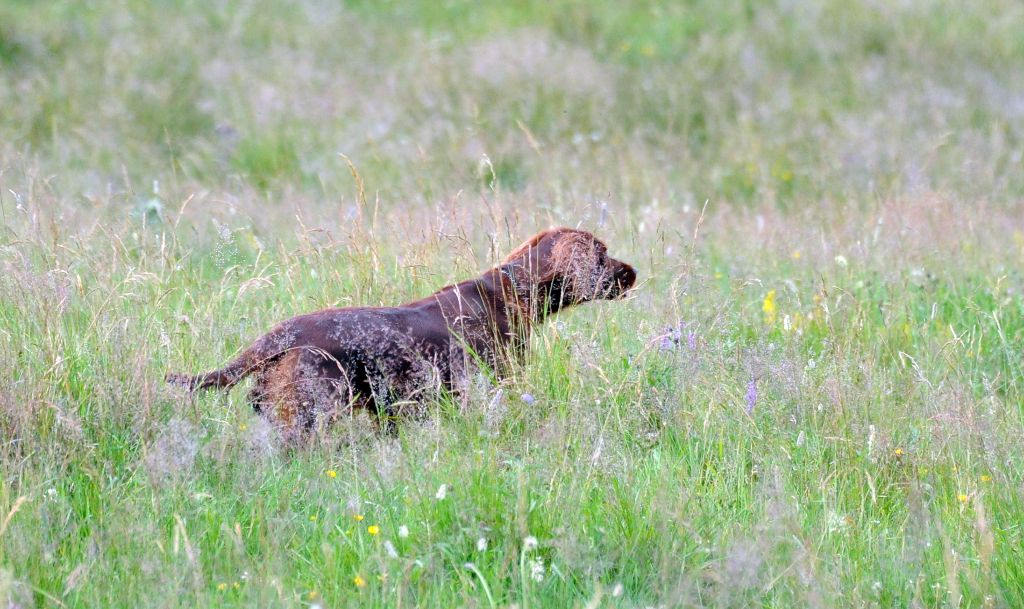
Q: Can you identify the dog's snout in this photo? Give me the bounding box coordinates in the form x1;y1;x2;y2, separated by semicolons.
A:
615;263;636;290
605;260;636;298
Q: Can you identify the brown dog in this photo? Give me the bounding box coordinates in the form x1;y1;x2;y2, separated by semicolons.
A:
167;228;636;436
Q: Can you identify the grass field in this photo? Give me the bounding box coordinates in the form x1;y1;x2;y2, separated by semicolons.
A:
2;1;1024;607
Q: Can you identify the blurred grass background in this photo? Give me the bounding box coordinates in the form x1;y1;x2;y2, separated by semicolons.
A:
1;1;1023;607
3;0;1023;207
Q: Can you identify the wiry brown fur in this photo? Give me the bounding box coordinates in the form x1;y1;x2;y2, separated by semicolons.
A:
549;230;601;291
253;350;303;439
167;228;637;440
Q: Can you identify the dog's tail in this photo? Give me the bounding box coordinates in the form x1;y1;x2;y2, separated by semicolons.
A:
166;343;264;392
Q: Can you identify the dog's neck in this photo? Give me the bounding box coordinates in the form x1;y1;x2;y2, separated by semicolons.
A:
495;265;568;324
427;266;570;354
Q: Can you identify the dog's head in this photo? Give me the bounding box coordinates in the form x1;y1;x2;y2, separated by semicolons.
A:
501;228;636;315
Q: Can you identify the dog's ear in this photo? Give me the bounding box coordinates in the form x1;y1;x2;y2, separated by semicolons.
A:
501;227;602;295
544;230;601;289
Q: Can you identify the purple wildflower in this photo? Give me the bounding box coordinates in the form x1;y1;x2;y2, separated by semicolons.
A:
520;393;536;405
745;378;757;414
687;331;697;350
657;325;684;351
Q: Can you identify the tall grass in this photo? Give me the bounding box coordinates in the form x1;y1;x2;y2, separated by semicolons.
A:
1;1;1022;607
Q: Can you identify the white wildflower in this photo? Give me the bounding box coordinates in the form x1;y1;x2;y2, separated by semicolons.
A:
435;484;448;500
528;557;545;582
523;536;538;551
826;510;849;534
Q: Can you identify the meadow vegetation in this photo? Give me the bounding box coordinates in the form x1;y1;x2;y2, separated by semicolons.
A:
1;1;1023;607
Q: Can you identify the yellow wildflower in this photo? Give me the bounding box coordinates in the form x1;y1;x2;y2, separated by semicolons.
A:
894;448;904;457
308;590;319;600
354;514;364;521
981;475;992;483
367;525;380;536
326;469;337;479
309;514;317;522
762;290;777;325
957;493;969;503
238;423;248;431
232;581;240;590
217;583;228;592
790;250;801;259
354;575;367;588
